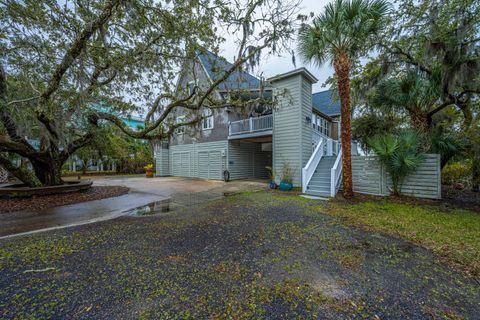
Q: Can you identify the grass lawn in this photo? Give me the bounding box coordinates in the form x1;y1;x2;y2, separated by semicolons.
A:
323;199;480;277
1;192;478;319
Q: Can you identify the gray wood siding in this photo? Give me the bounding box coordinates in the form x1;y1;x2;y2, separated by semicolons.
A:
384;154;441;199
271;73;314;186
154;141;170;176
253;143;271;179
170;59;230;146
352;154;441;199
301;76;313;167
197;150;222;179
169;140;228;180
228;141;255;179
227;141;271;180
272;76;302;186
352;156;384;195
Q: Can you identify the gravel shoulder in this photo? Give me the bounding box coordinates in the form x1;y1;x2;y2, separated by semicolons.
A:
0;192;478;319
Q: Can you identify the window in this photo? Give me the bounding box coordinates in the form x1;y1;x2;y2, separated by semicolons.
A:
188;81;195;95
312;112;332;137
202;109;214;130
176;115;186;134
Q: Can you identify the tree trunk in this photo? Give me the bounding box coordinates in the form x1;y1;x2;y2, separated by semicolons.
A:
31;156;64;186
472;146;480;192
410;111;432;151
334;53;353;198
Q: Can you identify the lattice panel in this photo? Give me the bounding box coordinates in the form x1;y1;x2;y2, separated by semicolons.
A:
0;165;8;183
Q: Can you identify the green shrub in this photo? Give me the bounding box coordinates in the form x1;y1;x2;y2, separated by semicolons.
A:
368;131;424;195
442;162;472;186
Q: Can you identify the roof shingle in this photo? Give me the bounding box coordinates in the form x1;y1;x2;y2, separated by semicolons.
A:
312;90;340;117
197;50;261;91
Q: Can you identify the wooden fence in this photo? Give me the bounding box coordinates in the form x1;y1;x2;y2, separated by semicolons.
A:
351;154;441;199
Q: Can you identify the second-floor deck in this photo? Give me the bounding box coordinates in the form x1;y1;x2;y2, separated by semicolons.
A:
228;114;273;140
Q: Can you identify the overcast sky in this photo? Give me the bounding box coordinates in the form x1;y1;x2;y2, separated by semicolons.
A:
219;0;333;93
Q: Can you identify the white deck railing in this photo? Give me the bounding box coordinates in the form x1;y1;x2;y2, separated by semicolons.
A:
302;138;325;193
312;131;329;151
330;149;342;197
228;114;273;136
304;133;342;196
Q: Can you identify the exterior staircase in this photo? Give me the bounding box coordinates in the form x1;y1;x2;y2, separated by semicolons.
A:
305;156;336;197
302;136;342;198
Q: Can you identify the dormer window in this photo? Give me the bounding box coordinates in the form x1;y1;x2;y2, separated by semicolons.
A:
202;109;214;130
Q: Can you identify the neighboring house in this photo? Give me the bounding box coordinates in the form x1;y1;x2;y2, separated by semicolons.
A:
154;51;343;197
69;111;145;172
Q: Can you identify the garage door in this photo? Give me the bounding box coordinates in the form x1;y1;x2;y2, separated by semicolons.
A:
172;152;191;177
197;151;222;179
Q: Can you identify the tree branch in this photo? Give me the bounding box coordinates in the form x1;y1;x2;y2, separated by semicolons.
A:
35;0;120;140
0;64;38;153
0;138;43;159
6;96;40;107
37;0;120;105
381;43;433;75
0;153;42;187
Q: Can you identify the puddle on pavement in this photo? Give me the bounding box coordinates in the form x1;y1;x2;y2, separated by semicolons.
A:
128;199;173;216
127;190;235;217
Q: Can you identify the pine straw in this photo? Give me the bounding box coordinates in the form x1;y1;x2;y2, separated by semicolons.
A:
0;186;129;214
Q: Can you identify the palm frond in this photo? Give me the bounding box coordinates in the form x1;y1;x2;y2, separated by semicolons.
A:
297;0;390;65
369;130;424;195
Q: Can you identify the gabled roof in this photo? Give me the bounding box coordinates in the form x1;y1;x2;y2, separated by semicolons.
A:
267;67;318;84
312;90;340;117
197;50;261;91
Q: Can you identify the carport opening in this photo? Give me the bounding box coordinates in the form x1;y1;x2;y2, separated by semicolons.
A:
227;140;272;180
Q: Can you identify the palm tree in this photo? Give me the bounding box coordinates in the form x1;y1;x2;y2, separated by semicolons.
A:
298;0;389;197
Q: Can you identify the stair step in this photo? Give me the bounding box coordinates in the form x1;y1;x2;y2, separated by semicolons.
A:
310;176;331;181
310;182;330;186
308;180;330;186
308;185;330;191
306;190;331;197
311;175;330;180
308;186;330;191
313;172;330;175
318;163;335;168
309;186;330;190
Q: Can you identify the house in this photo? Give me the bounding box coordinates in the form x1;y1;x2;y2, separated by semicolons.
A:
154;50;443;199
154;50;344;197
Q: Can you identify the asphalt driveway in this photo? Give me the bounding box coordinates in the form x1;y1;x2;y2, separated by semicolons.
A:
0;176;266;238
0;192;478;319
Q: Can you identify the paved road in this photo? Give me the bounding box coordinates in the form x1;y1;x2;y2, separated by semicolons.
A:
1;192;478;319
0;176;267;238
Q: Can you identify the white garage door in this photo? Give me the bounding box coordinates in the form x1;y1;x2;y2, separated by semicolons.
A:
197;151;222;179
172;152;191;177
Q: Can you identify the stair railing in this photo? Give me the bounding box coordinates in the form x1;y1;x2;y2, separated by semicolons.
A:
302;137;325;193
330;149;342;197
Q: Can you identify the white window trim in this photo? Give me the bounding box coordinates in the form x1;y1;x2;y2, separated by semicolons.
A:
202;109;214;130
312;112;332;137
187;81;195;95
176;115;186;134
